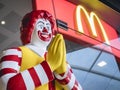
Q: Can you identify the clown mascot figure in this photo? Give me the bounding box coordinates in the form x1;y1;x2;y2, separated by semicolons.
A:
0;10;83;90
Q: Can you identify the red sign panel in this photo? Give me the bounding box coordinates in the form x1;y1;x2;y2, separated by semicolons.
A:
32;0;120;61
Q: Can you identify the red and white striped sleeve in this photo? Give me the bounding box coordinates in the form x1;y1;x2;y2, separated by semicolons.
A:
0;48;54;90
54;64;83;90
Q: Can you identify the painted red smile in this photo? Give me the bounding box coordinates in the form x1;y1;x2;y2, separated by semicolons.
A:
38;31;51;41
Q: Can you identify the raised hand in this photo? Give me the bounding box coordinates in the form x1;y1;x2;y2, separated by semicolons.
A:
47;34;67;73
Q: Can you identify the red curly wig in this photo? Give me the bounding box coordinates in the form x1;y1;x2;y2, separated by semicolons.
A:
20;10;55;45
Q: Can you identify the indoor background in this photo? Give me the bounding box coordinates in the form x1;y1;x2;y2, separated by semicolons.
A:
0;0;120;90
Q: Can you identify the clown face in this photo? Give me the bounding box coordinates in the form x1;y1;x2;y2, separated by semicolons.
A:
36;18;52;41
30;18;53;47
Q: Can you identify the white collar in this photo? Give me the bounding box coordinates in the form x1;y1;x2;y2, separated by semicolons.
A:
25;44;47;57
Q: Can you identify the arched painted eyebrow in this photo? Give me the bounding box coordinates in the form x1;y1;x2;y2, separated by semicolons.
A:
37;21;44;24
46;23;50;25
37;21;50;26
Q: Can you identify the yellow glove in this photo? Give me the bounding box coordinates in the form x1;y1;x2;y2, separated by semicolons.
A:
55;35;67;74
47;34;67;73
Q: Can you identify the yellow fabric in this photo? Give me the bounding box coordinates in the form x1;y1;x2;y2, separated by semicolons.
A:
19;46;63;90
19;46;44;72
47;34;67;74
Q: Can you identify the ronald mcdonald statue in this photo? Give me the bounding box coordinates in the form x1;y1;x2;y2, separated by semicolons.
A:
0;10;83;90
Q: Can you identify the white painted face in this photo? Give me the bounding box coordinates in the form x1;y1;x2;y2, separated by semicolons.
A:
30;18;53;47
36;18;52;41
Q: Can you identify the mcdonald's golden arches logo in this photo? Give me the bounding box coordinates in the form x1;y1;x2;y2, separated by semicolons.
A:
75;5;110;45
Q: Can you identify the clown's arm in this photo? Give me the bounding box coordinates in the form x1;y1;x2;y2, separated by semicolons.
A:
0;48;54;90
54;64;83;90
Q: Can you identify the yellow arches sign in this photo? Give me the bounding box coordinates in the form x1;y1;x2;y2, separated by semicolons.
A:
75;5;110;45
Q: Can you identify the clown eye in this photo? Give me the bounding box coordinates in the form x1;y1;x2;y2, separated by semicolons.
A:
37;24;44;30
46;26;51;30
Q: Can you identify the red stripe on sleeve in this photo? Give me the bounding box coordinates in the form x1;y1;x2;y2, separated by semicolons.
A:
0;55;21;66
29;67;41;87
56;70;72;85
7;74;26;90
72;80;79;90
41;61;54;81
0;68;17;77
48;80;55;90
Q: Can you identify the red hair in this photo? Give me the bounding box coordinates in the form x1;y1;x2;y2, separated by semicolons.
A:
20;10;54;45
